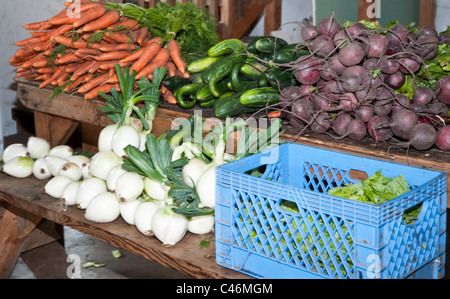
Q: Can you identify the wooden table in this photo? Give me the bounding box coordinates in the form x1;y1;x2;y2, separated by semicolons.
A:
3;78;449;278
0;172;249;279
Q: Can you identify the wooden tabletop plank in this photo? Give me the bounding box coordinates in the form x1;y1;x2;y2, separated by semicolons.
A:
0;173;250;279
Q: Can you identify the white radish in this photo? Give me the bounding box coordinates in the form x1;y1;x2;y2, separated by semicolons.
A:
133;201;159;236
32;157;52;180
88;151;122;180
85;191;120;223
27;137;50;159
1;156;34;178
2;143;29;163
49;145;73;159
44;175;73;198
111;125;141;158
115;172;144;203
76;177;107;209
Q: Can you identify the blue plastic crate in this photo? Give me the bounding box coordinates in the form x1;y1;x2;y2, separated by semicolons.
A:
215;143;447;279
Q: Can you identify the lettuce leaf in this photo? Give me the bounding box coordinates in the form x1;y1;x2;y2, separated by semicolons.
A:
327;170;410;205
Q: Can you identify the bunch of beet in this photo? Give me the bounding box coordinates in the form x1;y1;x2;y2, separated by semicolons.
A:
277;15;450;152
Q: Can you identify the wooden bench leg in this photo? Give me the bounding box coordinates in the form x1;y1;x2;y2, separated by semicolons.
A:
0;204;41;278
34;111;79;147
0;204;68;279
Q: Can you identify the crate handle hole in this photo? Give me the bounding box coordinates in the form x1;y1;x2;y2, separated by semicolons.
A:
402;202;425;226
348;169;368;181
245;165;267;178
278;200;300;215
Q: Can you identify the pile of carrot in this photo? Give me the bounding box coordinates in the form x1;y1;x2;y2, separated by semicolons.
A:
10;0;188;102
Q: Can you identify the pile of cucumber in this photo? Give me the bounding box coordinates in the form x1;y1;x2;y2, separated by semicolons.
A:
164;37;309;118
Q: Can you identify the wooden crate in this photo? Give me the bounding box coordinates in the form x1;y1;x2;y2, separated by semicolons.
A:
117;0;282;40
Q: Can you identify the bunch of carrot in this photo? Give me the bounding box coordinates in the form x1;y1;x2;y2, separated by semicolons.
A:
10;0;188;103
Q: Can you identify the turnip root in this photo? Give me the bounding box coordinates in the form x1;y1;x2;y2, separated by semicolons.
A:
435;125;450;151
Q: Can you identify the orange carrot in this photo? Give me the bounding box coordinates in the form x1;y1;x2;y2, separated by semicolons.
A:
136;27;149;45
163;89;177;105
64;63;80;73
53;35;88;49
130;42;161;73
120;48;144;63
105;31;133;44
268;111;282;118
14;36;41;47
58;53;80;65
32;58;49;68
29;31;47;37
84;83;117;100
37;67;54;74
80;10;120;33
94;51;131;61
167;40;186;74
32;41;53;52
64;73;93;92
75;48;101;57
72;60;98;80
164;61;177;77
99;60;132;70
135;47;170;80
107;18;139;30
99;43;136;52
44;24;74;42
88;61;102;73
77;73;109;93
39;67;64;88
16;53;44;71
72;5;106;28
23;20;51;30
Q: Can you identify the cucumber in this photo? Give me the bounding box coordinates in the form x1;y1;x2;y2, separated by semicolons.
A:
175;83;206;109
163;76;191;91
208;39;245;57
187;56;222;73
208;55;246;97
230;62;259;92
196;80;229;102
273;45;309;64
239;87;280;108
214;92;255;118
201;57;226;83
266;68;296;89
240;62;268;80
248;36;289;53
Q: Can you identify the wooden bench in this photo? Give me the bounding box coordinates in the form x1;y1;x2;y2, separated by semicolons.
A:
0;173;249;279
3;78;449;278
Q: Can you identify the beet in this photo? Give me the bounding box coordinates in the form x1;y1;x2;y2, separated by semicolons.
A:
291;98;314;123
386;24;411;49
332;113;352;136
338;42;365;66
412;86;434;105
390;109;419;140
312;35;335;57
373;99;393;116
368;115;393;141
330;118;367;140
404;123;437;151
355;105;375;122
317;14;341;37
311;112;332;133
301;24;319;41
435;125;450;151
379;58;400;74
347;22;368;38
341;65;371;92
436;75;450;105
366;34;388;58
294;57;321;85
384;71;405;89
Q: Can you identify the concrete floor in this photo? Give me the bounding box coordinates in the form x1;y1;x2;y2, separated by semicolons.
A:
9;226;193;279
